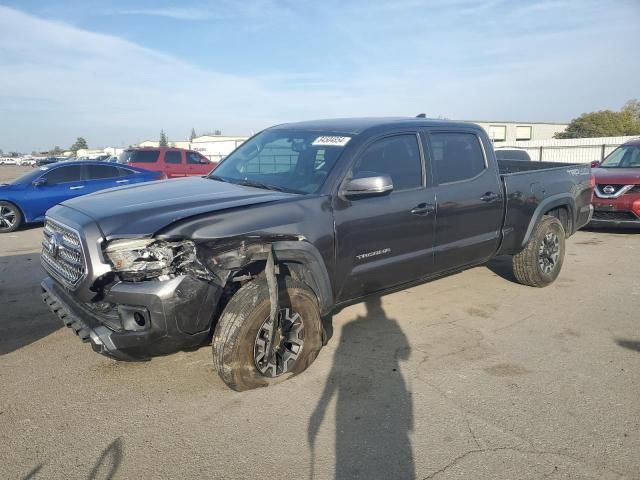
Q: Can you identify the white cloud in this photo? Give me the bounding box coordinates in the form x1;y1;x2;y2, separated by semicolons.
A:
105;7;221;21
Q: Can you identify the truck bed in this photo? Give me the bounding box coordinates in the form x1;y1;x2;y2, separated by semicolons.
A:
496;159;592;256
497;159;583;175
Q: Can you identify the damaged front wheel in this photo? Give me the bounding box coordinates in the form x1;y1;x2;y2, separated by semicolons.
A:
212;277;323;391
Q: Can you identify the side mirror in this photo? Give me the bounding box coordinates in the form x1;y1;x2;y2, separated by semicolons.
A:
590;160;601;168
32;178;47;187
341;174;393;198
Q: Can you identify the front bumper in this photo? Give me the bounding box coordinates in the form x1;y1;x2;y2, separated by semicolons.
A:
589;194;640;229
41;275;222;360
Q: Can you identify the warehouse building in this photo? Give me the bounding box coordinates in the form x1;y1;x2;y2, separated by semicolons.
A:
468;120;567;143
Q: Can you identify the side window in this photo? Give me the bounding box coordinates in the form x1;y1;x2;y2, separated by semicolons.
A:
129;150;159;163
186;152;206;165
44;165;82;184
165;151;182;164
116;167;135;177
430;133;486;184
86;165;119;180
352;134;422;191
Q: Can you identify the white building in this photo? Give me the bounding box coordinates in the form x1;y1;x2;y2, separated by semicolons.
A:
467;120;568;143
190;135;247;162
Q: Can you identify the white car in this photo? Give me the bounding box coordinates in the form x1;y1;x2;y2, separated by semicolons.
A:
18;158;37;166
0;158;18;166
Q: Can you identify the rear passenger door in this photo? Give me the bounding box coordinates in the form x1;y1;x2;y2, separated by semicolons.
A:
333;132;437;302
163;150;185;178
83;164;124;193
426;130;503;271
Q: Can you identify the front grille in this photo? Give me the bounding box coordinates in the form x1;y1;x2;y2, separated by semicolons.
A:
630;185;640;194
592;210;638;221
596;184;626;194
41;219;87;288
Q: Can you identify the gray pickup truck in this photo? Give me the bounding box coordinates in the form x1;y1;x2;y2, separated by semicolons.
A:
41;118;594;390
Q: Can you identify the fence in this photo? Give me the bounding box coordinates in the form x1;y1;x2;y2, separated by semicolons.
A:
498;135;639;164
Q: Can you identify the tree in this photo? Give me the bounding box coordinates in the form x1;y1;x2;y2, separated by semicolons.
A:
555;100;640;139
214;129;222;136
70;137;88;152
159;129;168;147
190;128;197;141
623;99;640;121
49;146;63;155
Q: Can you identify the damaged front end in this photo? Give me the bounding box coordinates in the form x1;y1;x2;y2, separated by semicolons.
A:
103;238;218;283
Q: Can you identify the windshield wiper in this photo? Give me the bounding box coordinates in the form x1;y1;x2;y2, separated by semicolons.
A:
207;175;229;182
232;178;301;194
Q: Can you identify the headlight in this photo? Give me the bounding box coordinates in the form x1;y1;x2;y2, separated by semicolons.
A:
104;238;197;281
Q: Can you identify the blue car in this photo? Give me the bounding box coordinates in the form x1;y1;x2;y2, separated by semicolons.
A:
0;161;165;233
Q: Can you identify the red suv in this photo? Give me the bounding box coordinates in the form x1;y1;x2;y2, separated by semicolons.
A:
590;139;640;228
118;148;217;178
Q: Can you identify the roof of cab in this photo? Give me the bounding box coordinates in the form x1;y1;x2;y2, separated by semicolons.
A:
269;117;478;135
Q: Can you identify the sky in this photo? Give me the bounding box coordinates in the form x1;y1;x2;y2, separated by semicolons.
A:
0;0;638;152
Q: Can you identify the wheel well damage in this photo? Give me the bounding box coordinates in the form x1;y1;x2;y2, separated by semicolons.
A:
195;233;332;335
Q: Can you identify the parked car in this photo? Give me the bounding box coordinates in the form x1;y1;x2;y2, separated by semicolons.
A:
0;158;19;166
589;139;640;228
35;157;62;167
0;161;165;233
118;147;217;178
18;158;37;166
494;147;532;161
40;117;593;390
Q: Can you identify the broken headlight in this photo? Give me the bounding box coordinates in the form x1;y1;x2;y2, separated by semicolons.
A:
104;238;197;281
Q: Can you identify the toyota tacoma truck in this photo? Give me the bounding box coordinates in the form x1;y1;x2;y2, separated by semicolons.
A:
41;118;594;390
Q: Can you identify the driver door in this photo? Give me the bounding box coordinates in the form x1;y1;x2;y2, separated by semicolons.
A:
25;164;85;220
333;133;437;302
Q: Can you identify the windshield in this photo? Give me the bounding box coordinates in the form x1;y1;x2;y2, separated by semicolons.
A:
600;145;640;168
7;167;48;185
210;129;349;194
118;150;134;164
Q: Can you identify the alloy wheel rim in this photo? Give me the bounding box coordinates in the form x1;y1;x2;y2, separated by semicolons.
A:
0;206;17;230
254;308;305;377
538;231;560;274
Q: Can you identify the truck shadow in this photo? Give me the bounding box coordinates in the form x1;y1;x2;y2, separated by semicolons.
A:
486;255;518;283
308;296;415;479
0;252;61;355
615;339;640;352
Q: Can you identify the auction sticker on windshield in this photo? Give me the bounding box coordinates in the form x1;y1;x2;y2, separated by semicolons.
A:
312;136;351;147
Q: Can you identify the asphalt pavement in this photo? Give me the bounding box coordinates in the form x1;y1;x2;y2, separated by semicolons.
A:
0;165;638;479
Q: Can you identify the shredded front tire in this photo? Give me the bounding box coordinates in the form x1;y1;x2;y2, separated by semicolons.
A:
212;276;323;391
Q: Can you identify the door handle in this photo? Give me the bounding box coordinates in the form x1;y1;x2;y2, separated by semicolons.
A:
69;186;84;190
480;192;499;202
410;203;435;215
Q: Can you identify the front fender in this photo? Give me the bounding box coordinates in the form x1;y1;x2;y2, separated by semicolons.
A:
272;240;334;316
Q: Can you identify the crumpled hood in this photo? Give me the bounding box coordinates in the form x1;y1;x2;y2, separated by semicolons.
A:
593;167;640;184
60;176;296;238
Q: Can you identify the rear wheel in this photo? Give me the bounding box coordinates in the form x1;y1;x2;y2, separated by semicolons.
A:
0;202;22;233
212;276;323;391
512;215;565;287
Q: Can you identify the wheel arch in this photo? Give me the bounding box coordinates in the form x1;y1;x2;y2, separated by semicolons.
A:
520;194;575;250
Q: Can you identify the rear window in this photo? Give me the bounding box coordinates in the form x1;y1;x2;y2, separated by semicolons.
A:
126;150;160;164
